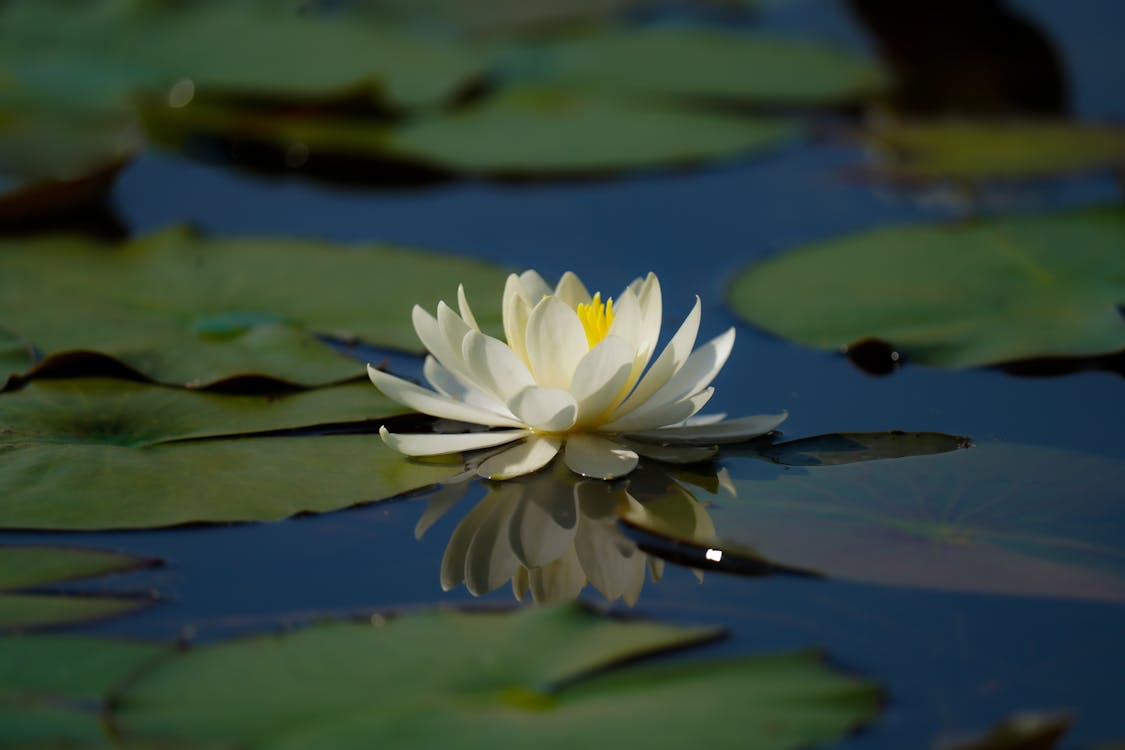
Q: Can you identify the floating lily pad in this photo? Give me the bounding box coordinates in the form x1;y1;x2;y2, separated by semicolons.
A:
0;379;458;529
0;1;486;114
625;442;1125;602
754;431;972;467
727;206;1125;368
0;635;168;746
386;86;797;174
112;604;879;749
937;712;1071;750
0;227;507;387
506;28;888;105
0;545;158;632
864;121;1125;182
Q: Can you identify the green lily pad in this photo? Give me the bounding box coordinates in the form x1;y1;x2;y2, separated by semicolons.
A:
727;206;1125;368
0;227;507;387
507;28;888;105
624;442;1125;602
753;431;972;467
864;121;1125;182
112;604;879;749
0;545;158;633
0;635;168;746
0;1;486;114
386;86;797;175
937;712;1071;750
0;379;458;529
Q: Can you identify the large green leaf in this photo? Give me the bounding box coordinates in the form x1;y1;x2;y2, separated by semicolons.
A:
112;604;878;749
0;0;486;114
623;443;1125;602
506;28;888;105
0;545;158;632
0;635;167;746
385;86;797;175
0;379;458;529
864;122;1125;182
0;227;507;387
727;206;1125;368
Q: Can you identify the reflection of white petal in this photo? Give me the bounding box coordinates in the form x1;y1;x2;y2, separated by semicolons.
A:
570;336;633;425
554;271;592;307
379;426;527;457
509;485;578;568
623;440;718;464
476;436;562;480
575;492;644;605
529;546;586;604
564;434;639;480
512;565;530;601
413;481;471;540
601;387;714;433
508;386;578;433
440;493;497;591
464;487;521;596
368;365;522;427
612;296;700;419
629;412;788;444
462;330;535;403
526;297;588;390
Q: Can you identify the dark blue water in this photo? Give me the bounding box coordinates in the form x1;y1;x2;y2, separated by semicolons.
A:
4;1;1124;747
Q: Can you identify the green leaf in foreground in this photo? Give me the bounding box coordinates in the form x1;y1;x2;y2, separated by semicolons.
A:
507;28;888;105
624;442;1125;602
0;379;457;529
0;545;158;632
0;227;507;387
111;604;879;749
864;121;1125;182
727;206;1125;368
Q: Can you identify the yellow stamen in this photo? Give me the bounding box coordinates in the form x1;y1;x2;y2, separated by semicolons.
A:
575;292;615;348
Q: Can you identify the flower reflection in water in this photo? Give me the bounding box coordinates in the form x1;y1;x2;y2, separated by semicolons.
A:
414;458;727;605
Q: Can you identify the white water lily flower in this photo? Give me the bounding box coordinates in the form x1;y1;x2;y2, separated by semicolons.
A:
368;270;787;481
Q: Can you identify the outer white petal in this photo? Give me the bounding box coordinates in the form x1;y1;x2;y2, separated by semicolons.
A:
564;434;639;480
570;335;633;426
601;387;714;433
632;272;662;366
462;330;535;403
368;364;523;427
423;355;512;416
611;296;701;419
614;328;735;427
502;275;533;365
437;302;472;364
628;412;788;445
525;296;588;390
476;436;562;480
379;425;528;456
413;305;466;376
457;284;480;331
508;386;578;432
554;271;592;308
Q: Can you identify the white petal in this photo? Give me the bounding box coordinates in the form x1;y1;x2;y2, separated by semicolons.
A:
413;305;465;375
564;434;639;480
509;487;578;567
570;335;634;426
554;271;592;308
502;275;533;365
462;330;535;403
379;425;528;456
368;364;523;427
611;296;701;419
518;270;552;302
508;386;578;432
601;387;714;433
633;272;662;366
476;435;562;480
525;296;588;390
437;301;472;363
682;412;727;427
457;284;480;331
423;356;511;415
621;439;718;464
605;286;641;351
629;412;788;444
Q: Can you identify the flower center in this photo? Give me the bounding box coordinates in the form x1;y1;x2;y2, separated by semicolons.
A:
575;292;615;348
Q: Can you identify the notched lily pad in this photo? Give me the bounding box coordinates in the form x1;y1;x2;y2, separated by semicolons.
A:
0;227;507;387
0;379;459;529
625;442;1125;602
864;121;1125;183
0;545;159;633
727;206;1125;369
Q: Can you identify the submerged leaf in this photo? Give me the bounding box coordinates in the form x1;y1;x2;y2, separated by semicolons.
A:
727;206;1125;368
0;228;507;387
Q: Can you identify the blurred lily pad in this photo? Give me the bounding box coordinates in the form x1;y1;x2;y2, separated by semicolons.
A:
0;379;458;529
937;712;1071;750
0;545;158;632
0;0;486;114
727;206;1125;368
507;28;888;105
385;86;797;175
113;604;879;749
624;442;1125;602
754;431;972;466
864;121;1125;182
0;227;507;387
